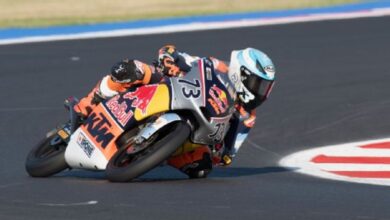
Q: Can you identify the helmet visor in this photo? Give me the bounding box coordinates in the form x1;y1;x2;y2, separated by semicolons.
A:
242;69;274;101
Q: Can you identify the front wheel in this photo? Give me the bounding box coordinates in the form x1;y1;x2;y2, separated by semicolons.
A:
106;121;191;182
25;133;69;177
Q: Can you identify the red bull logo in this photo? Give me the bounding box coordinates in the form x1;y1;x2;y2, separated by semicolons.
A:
123;85;158;115
105;95;133;127
208;85;228;114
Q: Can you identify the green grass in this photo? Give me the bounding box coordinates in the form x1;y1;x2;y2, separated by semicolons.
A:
0;0;360;28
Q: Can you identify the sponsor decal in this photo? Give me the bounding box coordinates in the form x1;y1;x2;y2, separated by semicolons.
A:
208;99;221;115
208;122;226;142
114;64;125;74
106;95;134;127
280;138;390;186
264;65;275;78
208;85;228;115
264;65;275;73
230;73;238;83
84;112;114;149
123;84;158;115
77;132;95;158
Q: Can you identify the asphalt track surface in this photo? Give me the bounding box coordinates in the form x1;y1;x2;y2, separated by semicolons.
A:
0;16;390;220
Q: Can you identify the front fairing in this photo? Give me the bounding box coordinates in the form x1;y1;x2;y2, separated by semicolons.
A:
64;83;172;170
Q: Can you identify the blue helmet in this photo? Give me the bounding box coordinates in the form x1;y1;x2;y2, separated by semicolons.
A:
228;48;275;108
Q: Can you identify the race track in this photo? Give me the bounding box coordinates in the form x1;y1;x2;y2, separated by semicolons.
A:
1;16;390;220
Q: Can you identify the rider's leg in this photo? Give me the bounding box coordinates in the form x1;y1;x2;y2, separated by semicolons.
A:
168;143;212;179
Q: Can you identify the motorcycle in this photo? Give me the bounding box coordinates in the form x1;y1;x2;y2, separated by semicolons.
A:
25;58;237;182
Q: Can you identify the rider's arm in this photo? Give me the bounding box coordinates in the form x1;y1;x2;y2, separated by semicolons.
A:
210;57;229;74
179;54;227;72
220;105;256;165
74;63;161;117
99;63;161;98
179;52;199;65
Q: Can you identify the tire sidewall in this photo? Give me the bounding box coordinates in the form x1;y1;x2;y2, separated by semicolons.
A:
25;135;68;177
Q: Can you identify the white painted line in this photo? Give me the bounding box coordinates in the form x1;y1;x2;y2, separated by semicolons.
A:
38;200;98;206
0;107;62;112
1;8;390;46
0;183;24;189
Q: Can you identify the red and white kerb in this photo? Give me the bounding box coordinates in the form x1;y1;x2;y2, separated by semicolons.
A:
280;138;390;186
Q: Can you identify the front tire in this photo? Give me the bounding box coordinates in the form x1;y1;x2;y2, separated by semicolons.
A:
106;121;190;182
25;133;68;177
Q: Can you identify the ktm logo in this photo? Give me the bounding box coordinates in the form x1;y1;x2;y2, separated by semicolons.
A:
84;112;114;149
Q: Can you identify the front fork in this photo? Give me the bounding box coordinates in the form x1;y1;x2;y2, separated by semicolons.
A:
44;94;78;141
64;96;80;134
46;97;80;145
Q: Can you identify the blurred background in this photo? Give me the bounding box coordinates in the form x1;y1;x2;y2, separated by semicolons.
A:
0;0;358;28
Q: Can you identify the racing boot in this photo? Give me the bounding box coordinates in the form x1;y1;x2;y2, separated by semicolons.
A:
168;144;212;179
210;143;233;166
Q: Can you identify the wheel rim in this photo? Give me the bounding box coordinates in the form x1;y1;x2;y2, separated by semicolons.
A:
113;123;178;168
114;133;161;167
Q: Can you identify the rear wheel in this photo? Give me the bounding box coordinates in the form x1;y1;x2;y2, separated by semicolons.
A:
106;121;190;182
25;133;68;177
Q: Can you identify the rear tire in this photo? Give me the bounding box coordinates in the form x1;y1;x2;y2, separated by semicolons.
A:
106;121;190;182
25;134;68;177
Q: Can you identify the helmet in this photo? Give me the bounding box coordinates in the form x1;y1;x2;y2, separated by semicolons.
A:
110;59;144;83
228;48;275;109
158;45;181;76
158;45;191;76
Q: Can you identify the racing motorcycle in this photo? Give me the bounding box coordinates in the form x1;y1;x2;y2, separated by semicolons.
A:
25;58;237;182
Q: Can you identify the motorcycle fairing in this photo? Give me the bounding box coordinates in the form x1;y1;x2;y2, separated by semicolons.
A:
169;58;235;145
65;84;171;170
65;104;124;169
64;128;110;170
131;84;170;122
103;84;171;130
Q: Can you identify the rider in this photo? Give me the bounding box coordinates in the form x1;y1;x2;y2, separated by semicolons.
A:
156;45;275;178
74;45;275;179
74;46;194;117
73;59;163;117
